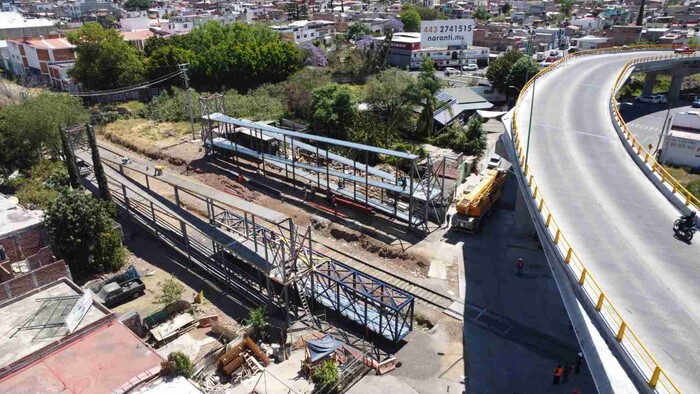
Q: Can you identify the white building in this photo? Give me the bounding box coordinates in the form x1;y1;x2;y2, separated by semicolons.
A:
0;12;57;39
270;20;336;44
159;12;241;35
661;112;700;169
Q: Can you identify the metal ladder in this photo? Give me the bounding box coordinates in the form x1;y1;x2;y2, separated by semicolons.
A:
296;279;320;329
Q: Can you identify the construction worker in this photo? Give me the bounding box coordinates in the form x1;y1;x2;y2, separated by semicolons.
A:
553;364;563;385
563;363;572;383
517;258;524;276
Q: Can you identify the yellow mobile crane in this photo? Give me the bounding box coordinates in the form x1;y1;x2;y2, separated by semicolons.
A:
450;169;507;232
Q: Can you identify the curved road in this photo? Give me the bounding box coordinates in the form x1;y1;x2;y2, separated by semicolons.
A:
515;52;700;390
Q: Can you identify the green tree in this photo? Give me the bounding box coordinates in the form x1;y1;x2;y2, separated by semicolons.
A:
68;23;145;90
474;6;490;21
403;4;446;20
400;10;422;32
688;37;698;46
282;68;332;120
433;116;487;156
310;83;357;140
245;306;268;340
156;276;184;304
161;352;193;378
154;22;304;91
124;0;151;10
557;0;574;17
485;49;523;93
86;124;111;200
44;188;126;277
365;68;416;136
414;57;443;139
59;126;81;189
224;84;286;121
0;93;89;173
347;23;372;42
506;56;540;92
145;46;195;80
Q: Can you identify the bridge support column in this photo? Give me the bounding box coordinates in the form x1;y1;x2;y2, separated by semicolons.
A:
668;74;684;104
514;187;536;237
642;72;657;95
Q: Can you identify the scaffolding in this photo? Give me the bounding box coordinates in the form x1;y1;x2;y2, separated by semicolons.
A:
199;94;449;231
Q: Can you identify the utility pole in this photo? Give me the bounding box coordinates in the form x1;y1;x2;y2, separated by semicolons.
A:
179;63;196;141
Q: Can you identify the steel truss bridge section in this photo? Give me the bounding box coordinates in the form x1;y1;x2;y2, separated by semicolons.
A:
199;94;449;231
78;145;415;342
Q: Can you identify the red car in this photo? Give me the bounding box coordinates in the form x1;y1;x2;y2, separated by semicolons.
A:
674;46;695;54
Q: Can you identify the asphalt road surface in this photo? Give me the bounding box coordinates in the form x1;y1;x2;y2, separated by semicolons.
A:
515;52;700;391
619;102;694;151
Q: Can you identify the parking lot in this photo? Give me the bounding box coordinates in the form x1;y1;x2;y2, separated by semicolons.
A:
618;100;694;150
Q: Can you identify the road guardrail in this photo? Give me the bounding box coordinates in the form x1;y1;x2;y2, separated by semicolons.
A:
512;46;688;393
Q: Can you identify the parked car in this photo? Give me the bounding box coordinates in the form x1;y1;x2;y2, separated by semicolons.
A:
94;279;146;308
444;67;461;76
462;64;478;72
674;46;695;54
692;99;700;108
636;95;664;104
487;154;503;169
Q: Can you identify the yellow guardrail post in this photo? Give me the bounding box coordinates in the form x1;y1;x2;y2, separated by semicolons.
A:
616;322;627;341
578;268;587;285
649;367;662;389
596;293;605;311
545;213;552;228
565;247;572;263
554;229;561;244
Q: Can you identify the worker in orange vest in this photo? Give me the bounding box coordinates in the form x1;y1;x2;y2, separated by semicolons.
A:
553;364;563;385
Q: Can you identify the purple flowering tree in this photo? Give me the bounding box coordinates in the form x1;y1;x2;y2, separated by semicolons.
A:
300;42;328;67
355;35;377;52
385;18;404;33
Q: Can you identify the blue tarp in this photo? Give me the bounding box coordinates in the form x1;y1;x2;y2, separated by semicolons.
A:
305;335;344;363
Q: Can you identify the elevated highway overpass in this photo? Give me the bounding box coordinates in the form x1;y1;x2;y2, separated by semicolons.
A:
510;50;700;392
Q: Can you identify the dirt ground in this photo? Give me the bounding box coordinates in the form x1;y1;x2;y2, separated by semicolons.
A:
108;224;245;327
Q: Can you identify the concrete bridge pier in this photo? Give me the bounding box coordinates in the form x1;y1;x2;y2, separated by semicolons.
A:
669;73;685;103
642;72;657;95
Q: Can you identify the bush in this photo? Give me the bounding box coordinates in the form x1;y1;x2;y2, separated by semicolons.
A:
140;88;200;122
157;276;185;305
433;117;487;157
161;351;193;378
312;359;339;391
245;306;268;340
686;179;700;199
224;85;286;121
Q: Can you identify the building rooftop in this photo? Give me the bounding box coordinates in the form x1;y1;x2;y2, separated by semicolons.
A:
0;320;163;394
121;29;156;41
0;279;110;371
0;195;43;238
8;36;73;50
0;12;55;29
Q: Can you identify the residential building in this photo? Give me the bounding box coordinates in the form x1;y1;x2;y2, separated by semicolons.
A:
605;25;643;46
0;40;8;71
431;87;493;131
0;278;164;393
159;12;242;35
373;32;490;69
271;20;336;43
660;111;700;169
0;11;56;38
47;61;75;91
570;35;612;50
6;34;74;81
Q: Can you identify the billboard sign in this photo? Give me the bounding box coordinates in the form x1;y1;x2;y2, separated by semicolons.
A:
421;19;475;48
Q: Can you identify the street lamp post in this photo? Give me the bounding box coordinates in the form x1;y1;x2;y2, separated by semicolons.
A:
524;75;537;171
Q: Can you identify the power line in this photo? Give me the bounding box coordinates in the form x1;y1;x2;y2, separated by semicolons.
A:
69;71;182;97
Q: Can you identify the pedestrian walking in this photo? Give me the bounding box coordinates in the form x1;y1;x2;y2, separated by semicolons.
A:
563;364;572;383
553;364;563;385
575;352;584;374
517;258;524;276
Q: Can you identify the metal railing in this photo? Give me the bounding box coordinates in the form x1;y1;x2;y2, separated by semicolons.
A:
610;54;700;211
512;46;688;393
